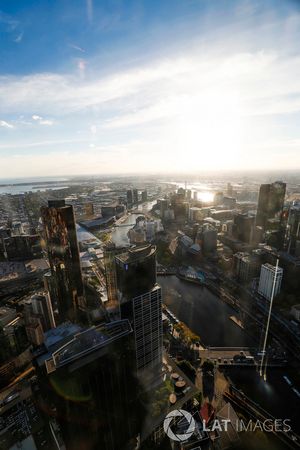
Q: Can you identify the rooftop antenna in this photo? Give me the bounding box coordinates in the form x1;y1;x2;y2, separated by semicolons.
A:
259;258;279;379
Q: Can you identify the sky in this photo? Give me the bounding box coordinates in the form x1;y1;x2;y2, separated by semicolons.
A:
1;0;300;178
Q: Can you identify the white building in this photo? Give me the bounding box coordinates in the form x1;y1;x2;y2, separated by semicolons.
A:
258;263;283;301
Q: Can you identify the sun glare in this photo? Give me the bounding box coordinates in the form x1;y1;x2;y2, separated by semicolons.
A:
167;87;243;171
197;191;214;203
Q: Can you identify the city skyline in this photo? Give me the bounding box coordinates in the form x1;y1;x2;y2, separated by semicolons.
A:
1;0;300;177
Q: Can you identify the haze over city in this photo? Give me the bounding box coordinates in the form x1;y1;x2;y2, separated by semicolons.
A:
1;0;300;177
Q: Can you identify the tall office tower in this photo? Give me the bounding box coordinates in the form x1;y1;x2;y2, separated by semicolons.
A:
127;189;133;205
41;200;86;323
258;263;283;301
31;292;56;331
256;181;286;229
186;189;192;200
287;202;300;256
227;182;233;196
233;213;255;244
115;245;163;373
38;320;143;450
141;190;148;202
103;243;128;315
159;199;168;218
133;188;139;204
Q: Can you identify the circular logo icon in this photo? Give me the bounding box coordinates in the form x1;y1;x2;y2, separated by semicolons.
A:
163;409;196;442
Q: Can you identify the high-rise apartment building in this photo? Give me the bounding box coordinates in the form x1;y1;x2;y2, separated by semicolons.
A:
115;245;162;373
258;263;283;301
41;200;86;323
256;181;286;229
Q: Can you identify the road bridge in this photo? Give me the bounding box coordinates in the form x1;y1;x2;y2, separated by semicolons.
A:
224;386;300;449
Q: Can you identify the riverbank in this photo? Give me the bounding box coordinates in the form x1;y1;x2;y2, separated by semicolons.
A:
158;274;300;434
158;275;254;347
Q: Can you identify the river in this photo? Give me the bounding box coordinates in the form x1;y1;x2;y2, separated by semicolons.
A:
159;275;254;347
158;275;300;433
111;201;157;247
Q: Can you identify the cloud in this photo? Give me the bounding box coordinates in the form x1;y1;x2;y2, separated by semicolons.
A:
14;31;23;43
1;45;300;125
0;11;23;43
0;11;19;31
69;43;85;53
1;7;300;175
32;114;53;125
0;120;13;129
0;138;81;150
39;119;53;126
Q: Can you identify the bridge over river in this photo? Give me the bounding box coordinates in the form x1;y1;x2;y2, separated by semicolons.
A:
199;347;286;368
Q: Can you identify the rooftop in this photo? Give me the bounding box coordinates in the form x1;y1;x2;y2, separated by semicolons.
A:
48;320;132;371
48;199;66;208
116;244;156;263
263;263;283;272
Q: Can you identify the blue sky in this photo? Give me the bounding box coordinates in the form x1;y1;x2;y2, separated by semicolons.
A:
1;0;300;177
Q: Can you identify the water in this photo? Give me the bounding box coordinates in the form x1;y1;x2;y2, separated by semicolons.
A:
76;224;102;245
111;201;156;247
158;275;253;347
111;213;142;247
0;177;69;194
227;367;300;433
158;275;300;433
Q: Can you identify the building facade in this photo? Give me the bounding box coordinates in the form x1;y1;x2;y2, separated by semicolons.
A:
258;263;283;301
41;200;86;323
256;182;286;229
115;245;163;373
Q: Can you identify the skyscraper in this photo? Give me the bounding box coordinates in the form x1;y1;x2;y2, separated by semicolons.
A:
287;202;300;256
115;245;163;373
37;320;143;450
133;188;139;204
233;213;255;244
31;292;56;331
127;189;133;205
41;200;86;323
141;190;148;202
256;181;286;229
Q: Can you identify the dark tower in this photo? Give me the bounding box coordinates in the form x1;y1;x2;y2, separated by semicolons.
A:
38;321;143;450
41;200;86;323
115;245;162;373
256;181;286;229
